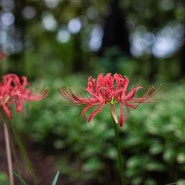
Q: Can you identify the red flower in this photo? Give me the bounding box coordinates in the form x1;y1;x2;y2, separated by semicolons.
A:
0;74;48;119
58;73;160;126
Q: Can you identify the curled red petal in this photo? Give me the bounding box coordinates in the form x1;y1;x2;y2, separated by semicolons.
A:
26;88;49;101
121;86;142;101
87;104;104;122
16;100;23;112
2;104;12;119
58;87;88;105
119;104;124;127
81;106;91;118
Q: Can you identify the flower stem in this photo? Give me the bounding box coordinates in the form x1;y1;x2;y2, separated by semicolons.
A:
3;120;14;185
113;121;126;185
10;121;38;185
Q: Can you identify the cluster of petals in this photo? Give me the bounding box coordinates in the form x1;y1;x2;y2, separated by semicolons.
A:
0;74;48;119
59;73;160;126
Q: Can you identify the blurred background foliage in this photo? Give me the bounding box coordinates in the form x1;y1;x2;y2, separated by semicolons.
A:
0;0;184;80
0;0;185;184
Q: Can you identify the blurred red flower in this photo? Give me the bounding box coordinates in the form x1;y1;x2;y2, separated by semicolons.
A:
59;73;161;126
0;74;48;119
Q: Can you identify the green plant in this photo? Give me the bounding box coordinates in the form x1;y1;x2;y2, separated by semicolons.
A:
12;75;185;185
13;171;60;185
0;171;9;185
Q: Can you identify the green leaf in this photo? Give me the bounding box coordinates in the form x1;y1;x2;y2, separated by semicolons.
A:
145;161;165;171
145;179;156;185
13;171;27;185
0;171;9;185
166;180;185;185
131;177;142;185
52;171;60;185
82;158;103;171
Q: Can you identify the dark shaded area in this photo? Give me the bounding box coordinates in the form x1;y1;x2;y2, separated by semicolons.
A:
180;21;185;77
8;0;26;76
0;124;100;185
98;0;131;57
72;34;85;73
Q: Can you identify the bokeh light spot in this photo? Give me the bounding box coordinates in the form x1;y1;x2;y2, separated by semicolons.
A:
42;14;57;31
22;6;36;19
1;12;14;26
89;26;103;51
57;29;71;43
68;18;82;34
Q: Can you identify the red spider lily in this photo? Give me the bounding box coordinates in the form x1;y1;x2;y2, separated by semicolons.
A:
58;73;161;127
0;74;49;119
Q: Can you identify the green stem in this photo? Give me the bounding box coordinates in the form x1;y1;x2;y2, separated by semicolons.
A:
10;133;24;185
113;120;126;185
10;122;38;185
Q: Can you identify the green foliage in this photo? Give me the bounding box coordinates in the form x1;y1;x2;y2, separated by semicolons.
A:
12;170;60;185
0;171;9;185
0;0;184;81
92;49;181;83
12;75;185;185
123;82;185;185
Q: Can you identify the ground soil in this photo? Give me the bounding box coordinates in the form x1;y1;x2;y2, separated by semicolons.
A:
0;124;92;185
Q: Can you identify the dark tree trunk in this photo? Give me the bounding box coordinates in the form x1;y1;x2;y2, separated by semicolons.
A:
72;34;85;73
9;0;26;75
180;22;185;77
98;0;131;57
